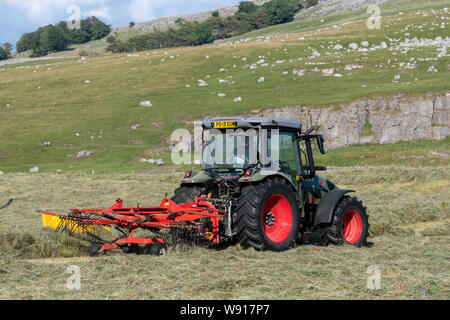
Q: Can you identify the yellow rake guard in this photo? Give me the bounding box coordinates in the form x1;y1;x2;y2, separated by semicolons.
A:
41;212;111;233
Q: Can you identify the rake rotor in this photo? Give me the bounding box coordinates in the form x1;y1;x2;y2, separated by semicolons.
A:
56;211;106;235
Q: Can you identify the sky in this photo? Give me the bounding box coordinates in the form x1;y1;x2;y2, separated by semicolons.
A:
0;0;242;48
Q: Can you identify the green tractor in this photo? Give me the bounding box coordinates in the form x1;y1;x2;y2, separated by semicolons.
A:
172;117;369;251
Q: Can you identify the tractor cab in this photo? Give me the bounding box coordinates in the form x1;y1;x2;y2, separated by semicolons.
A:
198;117;327;190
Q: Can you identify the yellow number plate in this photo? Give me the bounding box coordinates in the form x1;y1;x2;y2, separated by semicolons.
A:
214;121;237;128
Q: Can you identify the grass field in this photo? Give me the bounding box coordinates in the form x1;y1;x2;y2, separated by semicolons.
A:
0;163;448;299
0;0;448;173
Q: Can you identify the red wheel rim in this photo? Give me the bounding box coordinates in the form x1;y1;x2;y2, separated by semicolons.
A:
262;194;292;243
342;210;362;244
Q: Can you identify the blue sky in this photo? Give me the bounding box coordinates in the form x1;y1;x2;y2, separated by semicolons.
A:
0;0;242;48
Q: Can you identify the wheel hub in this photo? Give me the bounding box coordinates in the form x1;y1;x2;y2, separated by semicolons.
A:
264;212;275;226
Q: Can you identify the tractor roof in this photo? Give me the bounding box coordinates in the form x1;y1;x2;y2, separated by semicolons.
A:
202;117;302;132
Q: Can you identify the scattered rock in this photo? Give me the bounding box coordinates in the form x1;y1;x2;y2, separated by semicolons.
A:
218;93;226;97
43;141;52;147
322;68;334;76
394;74;401;80
257;77;265;83
29;167;39;173
198;80;208;87
155;159;164;166
293;69;305;76
349;43;358;50
77;150;95;158
428;66;438;73
234;97;242;103
139;158;155;164
0;171;4;175
84;80;90;84
140;101;153;107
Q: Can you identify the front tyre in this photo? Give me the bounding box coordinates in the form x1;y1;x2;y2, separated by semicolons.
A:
323;196;369;247
236;178;300;251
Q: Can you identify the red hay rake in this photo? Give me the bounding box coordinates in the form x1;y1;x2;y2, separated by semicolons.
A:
41;197;225;256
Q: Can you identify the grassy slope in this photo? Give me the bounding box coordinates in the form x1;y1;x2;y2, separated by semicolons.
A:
0;0;449;174
0;165;448;299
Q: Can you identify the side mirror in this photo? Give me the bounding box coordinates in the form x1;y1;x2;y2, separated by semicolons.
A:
305;126;316;135
316;135;325;154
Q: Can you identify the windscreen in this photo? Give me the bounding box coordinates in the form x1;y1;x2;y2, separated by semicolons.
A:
201;129;258;170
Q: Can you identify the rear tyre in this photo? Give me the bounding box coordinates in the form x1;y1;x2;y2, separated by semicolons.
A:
322;196;369;247
171;185;205;204
236;177;300;251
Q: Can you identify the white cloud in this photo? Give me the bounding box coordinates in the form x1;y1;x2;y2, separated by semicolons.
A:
127;0;156;22
2;0;111;24
84;6;112;20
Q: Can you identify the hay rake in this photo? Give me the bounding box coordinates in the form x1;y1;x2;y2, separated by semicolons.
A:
41;197;225;256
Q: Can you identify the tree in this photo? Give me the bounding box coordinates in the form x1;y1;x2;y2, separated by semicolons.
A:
206;16;227;40
89;17;111;40
3;43;12;53
238;1;258;14
189;22;214;45
263;0;303;25
0;44;11;60
212;11;220;18
34;25;69;57
129;21;135;28
16;32;37;53
16;16;111;57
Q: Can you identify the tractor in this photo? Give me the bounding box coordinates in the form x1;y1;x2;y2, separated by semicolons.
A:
42;117;369;255
171;117;369;251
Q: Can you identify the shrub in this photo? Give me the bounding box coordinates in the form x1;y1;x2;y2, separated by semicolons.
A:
106;35;116;44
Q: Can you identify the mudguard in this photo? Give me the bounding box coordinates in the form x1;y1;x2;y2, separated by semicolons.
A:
314;189;354;225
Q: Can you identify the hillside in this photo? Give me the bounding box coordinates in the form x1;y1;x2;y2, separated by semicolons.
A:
0;0;449;174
